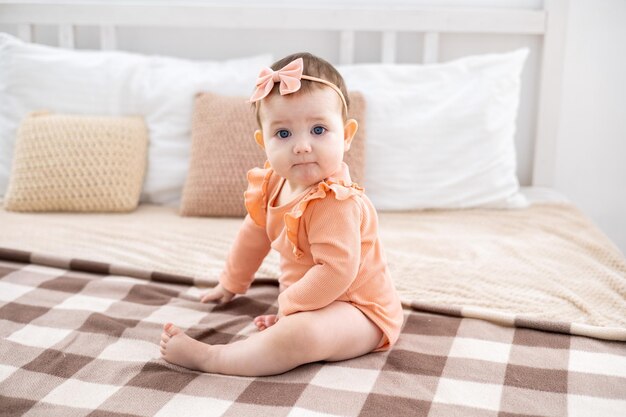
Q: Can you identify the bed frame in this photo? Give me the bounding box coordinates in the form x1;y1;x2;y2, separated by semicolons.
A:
0;0;568;188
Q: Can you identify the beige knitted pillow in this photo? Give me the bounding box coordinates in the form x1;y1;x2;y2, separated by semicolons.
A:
180;91;367;217
3;111;148;212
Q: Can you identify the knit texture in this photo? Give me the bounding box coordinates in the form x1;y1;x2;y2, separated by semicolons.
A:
3;111;148;212
179;91;367;217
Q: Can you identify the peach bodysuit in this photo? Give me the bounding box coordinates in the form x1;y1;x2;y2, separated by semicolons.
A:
219;162;404;351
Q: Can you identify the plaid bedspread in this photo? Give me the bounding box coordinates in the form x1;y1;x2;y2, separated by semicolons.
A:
1;251;625;417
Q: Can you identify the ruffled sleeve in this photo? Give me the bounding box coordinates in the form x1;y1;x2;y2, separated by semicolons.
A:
284;176;364;260
244;163;274;227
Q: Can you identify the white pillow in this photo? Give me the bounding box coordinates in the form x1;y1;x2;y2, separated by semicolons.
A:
0;33;271;204
339;49;529;210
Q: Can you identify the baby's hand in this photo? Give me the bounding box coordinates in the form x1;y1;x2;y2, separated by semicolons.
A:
253;314;279;331
200;283;235;304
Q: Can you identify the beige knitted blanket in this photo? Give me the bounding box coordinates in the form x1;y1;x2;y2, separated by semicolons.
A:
1;202;624;339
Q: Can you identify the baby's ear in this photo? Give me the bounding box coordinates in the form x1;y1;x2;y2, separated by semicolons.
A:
254;130;265;149
343;119;358;151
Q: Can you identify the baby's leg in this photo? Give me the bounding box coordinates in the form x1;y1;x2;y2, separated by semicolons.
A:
160;301;383;376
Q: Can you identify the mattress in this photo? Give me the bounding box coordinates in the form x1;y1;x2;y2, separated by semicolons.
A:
1;197;625;416
1;197;624;340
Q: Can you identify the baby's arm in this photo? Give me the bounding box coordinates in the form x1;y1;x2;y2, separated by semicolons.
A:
278;198;362;316
202;214;271;303
201;283;235;304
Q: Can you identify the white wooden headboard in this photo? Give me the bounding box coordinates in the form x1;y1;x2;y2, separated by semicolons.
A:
0;0;568;187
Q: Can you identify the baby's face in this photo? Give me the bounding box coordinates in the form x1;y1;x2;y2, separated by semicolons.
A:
258;87;350;194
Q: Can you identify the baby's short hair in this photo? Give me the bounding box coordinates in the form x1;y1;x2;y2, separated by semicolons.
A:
254;52;350;126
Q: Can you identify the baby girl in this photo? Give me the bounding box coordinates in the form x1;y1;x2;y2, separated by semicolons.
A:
160;52;404;376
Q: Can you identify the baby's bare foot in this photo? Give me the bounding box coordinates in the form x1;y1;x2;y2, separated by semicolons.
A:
160;323;214;372
253;314;279;331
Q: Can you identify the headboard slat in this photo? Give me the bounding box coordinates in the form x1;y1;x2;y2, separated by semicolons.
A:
381;31;397;63
16;24;32;42
423;32;440;64
100;25;117;51
58;24;75;49
339;31;355;65
533;0;569;187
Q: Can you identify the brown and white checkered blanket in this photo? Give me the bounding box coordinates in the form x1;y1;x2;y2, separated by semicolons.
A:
1;249;624;416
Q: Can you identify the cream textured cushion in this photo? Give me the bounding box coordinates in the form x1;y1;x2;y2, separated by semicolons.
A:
3;112;148;212
180;92;367;217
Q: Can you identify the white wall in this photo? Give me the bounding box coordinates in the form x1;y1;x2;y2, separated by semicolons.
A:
555;0;626;255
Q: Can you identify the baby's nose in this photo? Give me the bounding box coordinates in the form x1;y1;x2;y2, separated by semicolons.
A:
293;138;312;153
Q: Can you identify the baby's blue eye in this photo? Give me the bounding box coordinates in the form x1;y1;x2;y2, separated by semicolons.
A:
277;130;291;139
312;126;326;135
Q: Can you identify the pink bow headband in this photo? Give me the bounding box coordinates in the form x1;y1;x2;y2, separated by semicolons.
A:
249;57;348;113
